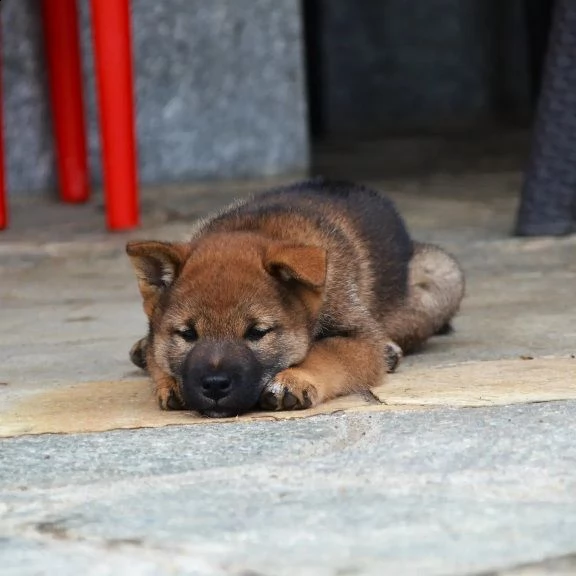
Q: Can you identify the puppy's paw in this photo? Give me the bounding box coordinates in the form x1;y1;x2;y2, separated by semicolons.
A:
259;369;318;411
157;387;185;411
435;322;454;336
129;337;148;371
384;341;403;373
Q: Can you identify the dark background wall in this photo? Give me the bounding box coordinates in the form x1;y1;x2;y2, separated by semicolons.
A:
1;0;308;197
1;0;554;197
305;0;550;138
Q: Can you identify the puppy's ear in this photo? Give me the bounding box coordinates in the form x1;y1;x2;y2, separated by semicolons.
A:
126;241;191;317
264;244;327;289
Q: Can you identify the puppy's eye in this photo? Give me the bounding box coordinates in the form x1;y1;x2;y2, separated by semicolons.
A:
175;326;198;342
244;325;274;342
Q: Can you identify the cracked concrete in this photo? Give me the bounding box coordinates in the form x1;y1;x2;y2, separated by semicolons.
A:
1;171;575;575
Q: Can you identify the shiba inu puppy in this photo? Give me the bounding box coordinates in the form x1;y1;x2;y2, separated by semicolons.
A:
127;179;465;417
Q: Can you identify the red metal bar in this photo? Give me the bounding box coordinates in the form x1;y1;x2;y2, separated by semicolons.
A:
90;0;139;230
41;0;90;204
0;25;7;230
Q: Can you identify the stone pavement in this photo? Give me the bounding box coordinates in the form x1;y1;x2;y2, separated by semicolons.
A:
1;172;575;575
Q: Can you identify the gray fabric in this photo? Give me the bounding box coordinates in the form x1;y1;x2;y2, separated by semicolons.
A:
517;0;576;236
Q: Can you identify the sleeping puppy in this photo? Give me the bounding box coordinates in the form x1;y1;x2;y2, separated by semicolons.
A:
126;179;465;417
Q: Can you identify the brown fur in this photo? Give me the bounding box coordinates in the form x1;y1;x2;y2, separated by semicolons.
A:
126;179;465;417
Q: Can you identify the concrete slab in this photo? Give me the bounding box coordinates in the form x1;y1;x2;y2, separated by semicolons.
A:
489;554;576;576
1;358;575;437
0;172;575;574
1;404;576;576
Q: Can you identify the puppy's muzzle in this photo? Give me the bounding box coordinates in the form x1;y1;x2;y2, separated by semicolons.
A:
180;341;264;417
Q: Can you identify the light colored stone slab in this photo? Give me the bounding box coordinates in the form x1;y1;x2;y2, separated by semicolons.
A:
2;358;574;438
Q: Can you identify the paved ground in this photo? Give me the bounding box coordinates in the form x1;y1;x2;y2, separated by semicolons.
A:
1;170;575;575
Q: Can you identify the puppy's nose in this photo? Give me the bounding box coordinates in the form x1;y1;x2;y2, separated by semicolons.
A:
200;374;232;401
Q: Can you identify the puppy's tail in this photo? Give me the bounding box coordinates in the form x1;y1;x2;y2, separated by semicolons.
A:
385;242;465;354
408;242;465;334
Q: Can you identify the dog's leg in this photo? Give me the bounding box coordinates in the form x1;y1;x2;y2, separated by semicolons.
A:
151;369;185;411
385;242;465;354
259;335;385;411
129;336;149;371
383;340;403;373
145;348;186;411
129;334;184;410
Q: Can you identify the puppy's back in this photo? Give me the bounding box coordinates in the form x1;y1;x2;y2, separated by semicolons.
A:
201;179;414;316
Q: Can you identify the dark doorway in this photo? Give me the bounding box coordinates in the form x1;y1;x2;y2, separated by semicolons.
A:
302;0;554;177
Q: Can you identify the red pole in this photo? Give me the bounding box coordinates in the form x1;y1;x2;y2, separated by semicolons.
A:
0;24;7;230
41;0;90;204
90;0;139;231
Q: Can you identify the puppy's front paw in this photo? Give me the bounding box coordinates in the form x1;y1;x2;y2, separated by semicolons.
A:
259;369;318;411
157;386;185;411
129;337;148;370
384;341;403;373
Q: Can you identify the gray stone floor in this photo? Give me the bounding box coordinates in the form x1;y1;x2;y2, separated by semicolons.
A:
2;404;576;576
1;171;576;575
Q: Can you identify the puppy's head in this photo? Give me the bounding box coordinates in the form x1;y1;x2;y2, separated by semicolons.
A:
126;233;326;417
